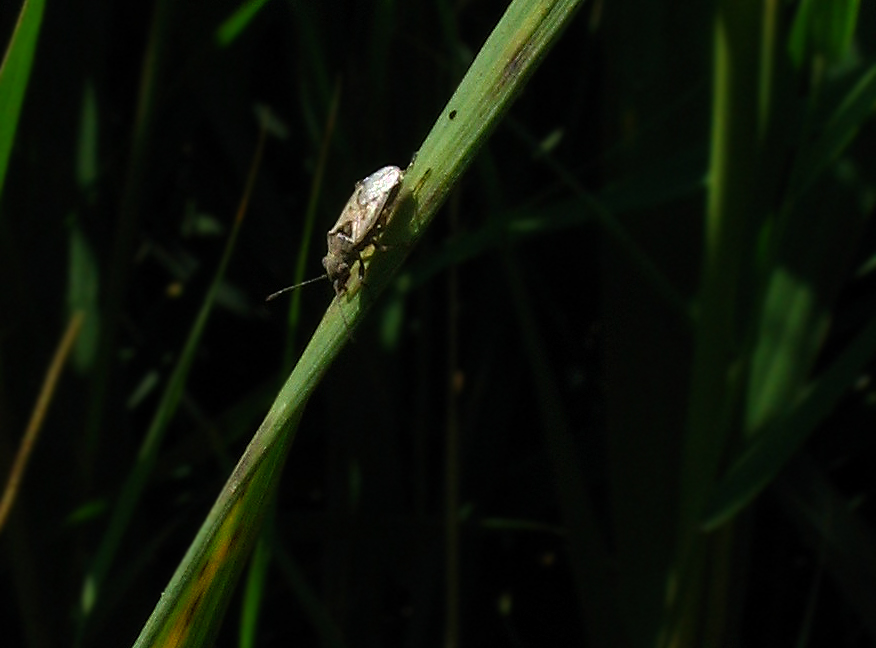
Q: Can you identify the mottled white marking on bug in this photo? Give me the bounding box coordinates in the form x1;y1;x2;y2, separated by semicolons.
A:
322;165;404;296
265;164;405;304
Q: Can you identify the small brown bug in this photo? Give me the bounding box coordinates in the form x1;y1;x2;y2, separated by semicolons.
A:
267;165;404;302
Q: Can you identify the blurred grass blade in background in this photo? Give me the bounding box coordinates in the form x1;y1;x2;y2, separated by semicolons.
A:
666;1;871;644
703;315;876;531
788;0;861;68
280;85;340;371
216;0;274;49
0;0;46;206
238;96;335;647
79;119;270;643
0;311;84;534
786;64;876;209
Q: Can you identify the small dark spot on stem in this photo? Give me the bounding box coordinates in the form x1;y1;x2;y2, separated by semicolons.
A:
501;42;528;88
449;109;457;120
184;590;205;625
413;168;432;197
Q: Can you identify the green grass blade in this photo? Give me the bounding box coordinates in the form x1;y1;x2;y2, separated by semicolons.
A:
787;63;876;207
702;314;876;531
0;0;46;207
357;0;586;310
667;3;765;644
131;294;351;648
743;268;831;435
81;205;245;621
788;0;860;68
80;129;266;639
238;499;274;648
407;0;584;234
67;222;101;372
133;410;299;648
215;0;273;48
681;0;762;543
282;82;341;371
131;1;585;645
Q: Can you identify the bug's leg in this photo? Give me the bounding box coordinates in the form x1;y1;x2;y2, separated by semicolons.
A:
331;282;356;342
368;229;391;253
355;251;374;297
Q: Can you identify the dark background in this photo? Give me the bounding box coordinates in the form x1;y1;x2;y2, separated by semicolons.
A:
1;1;876;647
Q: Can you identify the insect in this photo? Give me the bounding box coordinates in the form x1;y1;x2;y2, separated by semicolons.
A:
266;165;404;302
322;165;404;296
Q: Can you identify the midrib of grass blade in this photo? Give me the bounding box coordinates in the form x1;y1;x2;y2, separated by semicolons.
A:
668;3;765;645
132;1;586;646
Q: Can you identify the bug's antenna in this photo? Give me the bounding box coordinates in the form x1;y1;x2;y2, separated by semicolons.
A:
265;274;328;301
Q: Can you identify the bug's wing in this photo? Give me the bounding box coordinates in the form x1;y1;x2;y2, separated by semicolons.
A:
350;167;404;242
328;194;360;240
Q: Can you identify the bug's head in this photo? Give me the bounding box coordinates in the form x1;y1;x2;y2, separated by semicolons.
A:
322;254;351;296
